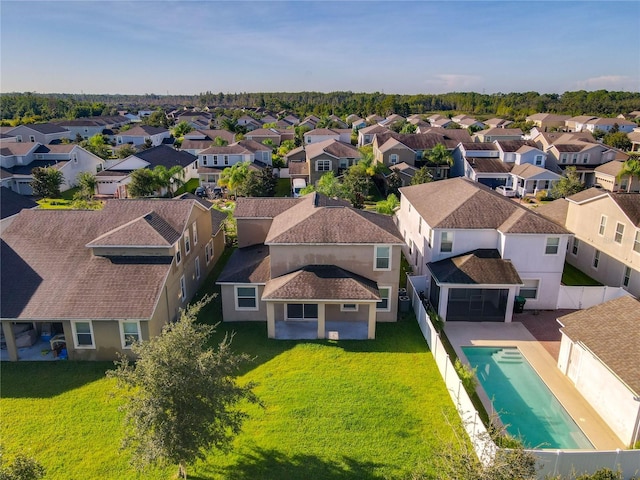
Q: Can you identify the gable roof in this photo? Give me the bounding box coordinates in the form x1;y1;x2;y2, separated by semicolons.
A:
133;145;196;168
0;141;39;156
0;187;38;219
216;245;271;284
262;265;380;301
594;160;623;177
264;193;403;245
304;139;360;159
234;197;302;218
1;198;204;320
10;123;69;135
535;198;569;227
428;249;522;285
120;125;168;136
495;139;539;152
477;127;523;137
467;157;512;173
399;178;568;234
558;296;640;395
510;164;560;180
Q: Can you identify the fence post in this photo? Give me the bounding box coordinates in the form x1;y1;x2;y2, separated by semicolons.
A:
443;354;448;383
553;450;561;476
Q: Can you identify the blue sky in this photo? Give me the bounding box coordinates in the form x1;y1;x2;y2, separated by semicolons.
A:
1;1;639;95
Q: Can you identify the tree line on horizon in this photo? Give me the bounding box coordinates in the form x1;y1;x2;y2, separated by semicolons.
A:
1;89;639;125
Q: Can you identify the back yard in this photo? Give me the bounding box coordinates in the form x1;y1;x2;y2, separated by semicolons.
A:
0;253;462;479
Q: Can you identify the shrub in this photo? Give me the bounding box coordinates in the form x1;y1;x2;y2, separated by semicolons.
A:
454;358;477;396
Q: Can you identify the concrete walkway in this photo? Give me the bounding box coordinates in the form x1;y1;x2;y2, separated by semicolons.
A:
445;321;624;450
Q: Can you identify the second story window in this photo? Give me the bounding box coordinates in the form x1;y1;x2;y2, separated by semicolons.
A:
572;238;580;255
389;154;399;165
545;237;560;254
634;231;640;254
440;231;453;253
316;159;331;172
534;155;543;166
418;218;422;235
213;155;218;165
175;243;182;265
599;215;607;236
615;222;625;244
560;153;567;164
184;230;191;255
201;155;207;166
192;222;198;245
224;155;229;165
374;245;391;270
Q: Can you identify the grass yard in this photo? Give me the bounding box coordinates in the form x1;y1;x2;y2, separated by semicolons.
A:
561;261;602;286
0;249;463;479
174;178;200;196
275;177;291;197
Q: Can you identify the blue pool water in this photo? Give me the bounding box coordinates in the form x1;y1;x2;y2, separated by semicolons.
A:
461;346;593;449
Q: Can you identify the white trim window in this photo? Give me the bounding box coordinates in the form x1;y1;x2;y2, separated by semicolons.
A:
614;222;625;244
593;250;600;269
205;239;213;265
560;153;568;164
545;237;560;255
598;215;607;236
440;231;453;253
534;155;543;166
623;266;631;288
377;286;391;312
71;321;95;349
195;256;201;280
389;154;399;165
175;243;182;265
180;275;187;302
634;231;640;254
235;285;258;311
571;238;580;256
316;159;331;172
119;320;141;349
192;222;198;245
286;303;318;320
374;245;391;270
520;279;539;299
341;304;359;312
184;229;191;255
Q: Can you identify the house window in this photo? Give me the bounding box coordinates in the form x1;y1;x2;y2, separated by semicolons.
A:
341;304;359;312
571;154;578;163
180;276;186;302
184;230;191;255
534;155;543;166
572;238;580;255
71;321;95;349
175;243;182;265
224;155;229;165
623;266;631;288
389;154;399;165
316;159;331;171
339;158;349;169
440;231;453;253
235;286;258;310
599;215;607;236
520;279;539;299
205;239;213;264
560;153;567;164
202;155;208;166
213;155;218;165
615;222;624;244
16;135;22;142
195;256;201;280
72;153;78;164
377;287;391;311
582;154;590;163
192;222;198;245
593;250;600;269
286;303;318;320
29;135;35;142
119;320;141;349
545;237;560;255
634;231;640;254
374;245;391;270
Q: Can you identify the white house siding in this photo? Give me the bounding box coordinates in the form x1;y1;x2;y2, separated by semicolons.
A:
305;133;340;144
117;132;169;146
500;233;568;309
430;228;499;264
558;336;639;446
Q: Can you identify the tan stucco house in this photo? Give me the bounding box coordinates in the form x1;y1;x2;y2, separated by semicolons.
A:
217;193;404;339
1;196;227;361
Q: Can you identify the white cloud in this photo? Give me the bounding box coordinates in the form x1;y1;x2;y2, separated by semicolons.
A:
424;74;483;92
575;75;638;91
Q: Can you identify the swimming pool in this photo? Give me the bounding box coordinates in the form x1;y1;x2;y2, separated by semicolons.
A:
461;346;593;449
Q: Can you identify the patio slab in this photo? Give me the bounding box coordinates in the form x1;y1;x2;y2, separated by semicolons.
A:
1;338;62;362
445;321;624;450
274;320;369;340
512;309;577;360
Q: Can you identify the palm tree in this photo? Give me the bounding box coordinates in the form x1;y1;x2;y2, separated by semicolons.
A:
617;158;640;192
219;162;250;197
153;165;185;196
426;143;454;166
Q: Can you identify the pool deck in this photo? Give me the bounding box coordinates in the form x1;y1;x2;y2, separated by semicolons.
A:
445;321;625;450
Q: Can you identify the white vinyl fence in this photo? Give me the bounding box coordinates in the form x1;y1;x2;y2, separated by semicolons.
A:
407;275;640;479
557;286;631;309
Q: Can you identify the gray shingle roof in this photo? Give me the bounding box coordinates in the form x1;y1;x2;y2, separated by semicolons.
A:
134;145;196;169
535;199;569;227
558;296;640;395
428;249;522;285
0;187;37;219
234;197;302;218
467;158;512;173
216;245;271;284
262;265;380;301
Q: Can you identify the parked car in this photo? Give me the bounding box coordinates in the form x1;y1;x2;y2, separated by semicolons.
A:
195;186;207;198
496;185;516;197
292;178;306;198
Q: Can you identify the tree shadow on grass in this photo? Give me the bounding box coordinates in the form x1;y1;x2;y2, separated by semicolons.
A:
0;361;113;398
192;447;388;480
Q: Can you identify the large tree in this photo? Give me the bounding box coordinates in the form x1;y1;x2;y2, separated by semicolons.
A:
143;109;171;129
617;157;640;192
116;143;137;159
74;171;97;200
411;166;433;185
603;131;632;151
426;143;454;166
30;166;64;197
314;171;344;198
551;166;584;198
219;161;250;197
128;169;158;198
108;296;258;479
240;166;278;197
153;165;185;195
83;133;111;159
342;168;372;209
172;120;193;138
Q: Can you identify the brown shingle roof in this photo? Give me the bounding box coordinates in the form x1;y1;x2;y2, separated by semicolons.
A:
399;178;567;234
234;197;302;218
304;139;359;159
594;161;623;177
120;125;168;136
216;245;271;284
610;193;640;227
1;198;204;320
428;249;522;285
288;161;309;175
467;158;512;173
477;128;523;136
510;164;558;179
86;212;180;247
558;296;640;395
535;199;569;227
495;140;538;152
0;141;39;156
262;265;380;301
265;193;403;245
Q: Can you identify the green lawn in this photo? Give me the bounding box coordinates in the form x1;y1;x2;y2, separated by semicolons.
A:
1;249;463;480
174;178;200;196
561;262;602;286
275;177;291;197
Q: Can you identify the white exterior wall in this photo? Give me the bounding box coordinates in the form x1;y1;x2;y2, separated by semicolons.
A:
500;233;568;309
57;148;104;190
559;336;640;446
431;228;499;263
61;125;104;139
117;131;170;146
515;149;546;167
305;133;340;144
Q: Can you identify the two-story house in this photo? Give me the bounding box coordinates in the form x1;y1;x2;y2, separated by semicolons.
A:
538;189;640;297
395;178;570;321
116;125;171;147
357;124;390;147
285;139;361;186
6;123;71;144
526;113;571;132
217;193;404;339
473;128;523;143
584;117;637;134
55;116;130;140
1;196;227;361
180;129;237;155
303;128;352;145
